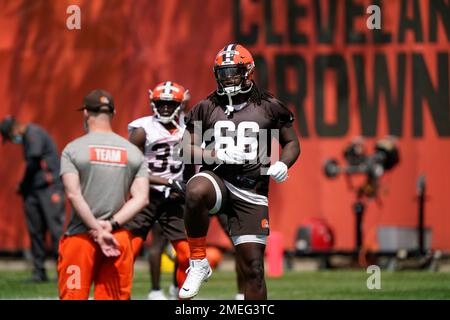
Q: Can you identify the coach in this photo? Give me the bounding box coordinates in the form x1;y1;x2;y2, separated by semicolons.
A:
0;116;65;283
58;89;149;299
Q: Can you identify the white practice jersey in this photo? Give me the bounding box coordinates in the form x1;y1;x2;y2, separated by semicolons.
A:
128;115;185;193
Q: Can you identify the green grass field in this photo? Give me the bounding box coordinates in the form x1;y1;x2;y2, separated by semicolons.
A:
1;268;450;299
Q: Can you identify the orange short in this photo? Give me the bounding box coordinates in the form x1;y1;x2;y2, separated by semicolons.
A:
57;229;134;300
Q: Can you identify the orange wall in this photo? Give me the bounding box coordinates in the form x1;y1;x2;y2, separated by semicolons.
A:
0;0;449;251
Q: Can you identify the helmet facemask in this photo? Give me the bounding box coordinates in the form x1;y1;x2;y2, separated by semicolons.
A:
148;83;189;130
151;97;183;129
215;65;252;96
214;65;253;115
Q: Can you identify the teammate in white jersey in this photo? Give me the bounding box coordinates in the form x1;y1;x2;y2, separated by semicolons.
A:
125;81;191;299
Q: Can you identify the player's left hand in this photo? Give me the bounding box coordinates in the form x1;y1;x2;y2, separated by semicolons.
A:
168;179;186;198
267;161;288;183
216;145;247;164
169;191;183;201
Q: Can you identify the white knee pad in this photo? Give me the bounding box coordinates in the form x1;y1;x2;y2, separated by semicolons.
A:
187;172;222;214
232;235;267;246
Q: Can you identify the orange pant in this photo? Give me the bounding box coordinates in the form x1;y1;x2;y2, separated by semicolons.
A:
57;230;134;300
131;236;144;259
130;235;189;288
172;239;189;287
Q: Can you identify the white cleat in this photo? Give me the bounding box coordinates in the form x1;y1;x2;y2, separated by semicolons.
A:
179;258;212;299
147;289;168;300
168;284;179;300
235;293;245;300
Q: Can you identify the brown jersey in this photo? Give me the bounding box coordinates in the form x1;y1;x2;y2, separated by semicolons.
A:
185;88;294;196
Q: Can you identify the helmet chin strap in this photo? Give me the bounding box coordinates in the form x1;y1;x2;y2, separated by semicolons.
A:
153;105;182;130
217;81;253;116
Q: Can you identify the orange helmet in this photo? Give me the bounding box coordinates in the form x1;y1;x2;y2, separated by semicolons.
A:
149;81;190;126
213;44;255;96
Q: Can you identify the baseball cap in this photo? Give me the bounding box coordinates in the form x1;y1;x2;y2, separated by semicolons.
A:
0;116;16;143
78;89;115;113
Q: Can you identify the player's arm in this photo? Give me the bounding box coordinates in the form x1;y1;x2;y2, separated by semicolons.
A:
182;104;244;164
279;126;300;168
149;175;174;186
184;129;246;165
184;129;219;164
129;127;172;186
267;126;300;183
182;103;232;164
108;176;149;227
129;127;146;153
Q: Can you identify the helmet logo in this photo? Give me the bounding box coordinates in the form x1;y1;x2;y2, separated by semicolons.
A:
149;81;189;129
156;82;180;93
217;49;240;66
218;49;240;57
160;93;174;100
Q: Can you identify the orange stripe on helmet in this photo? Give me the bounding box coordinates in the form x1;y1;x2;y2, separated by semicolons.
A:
150;81;189;103
214;44;255;81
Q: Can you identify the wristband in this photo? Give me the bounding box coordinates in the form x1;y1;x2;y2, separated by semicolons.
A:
109;217;120;231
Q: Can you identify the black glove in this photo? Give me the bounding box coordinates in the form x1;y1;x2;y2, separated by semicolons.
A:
167;179;186;198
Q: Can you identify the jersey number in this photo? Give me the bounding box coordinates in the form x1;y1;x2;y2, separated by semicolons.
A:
148;143;182;173
214;121;259;160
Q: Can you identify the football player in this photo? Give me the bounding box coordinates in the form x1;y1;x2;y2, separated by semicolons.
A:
124;81;191;299
179;44;301;299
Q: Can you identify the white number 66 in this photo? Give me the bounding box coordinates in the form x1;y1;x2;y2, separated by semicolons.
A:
214;121;259;161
